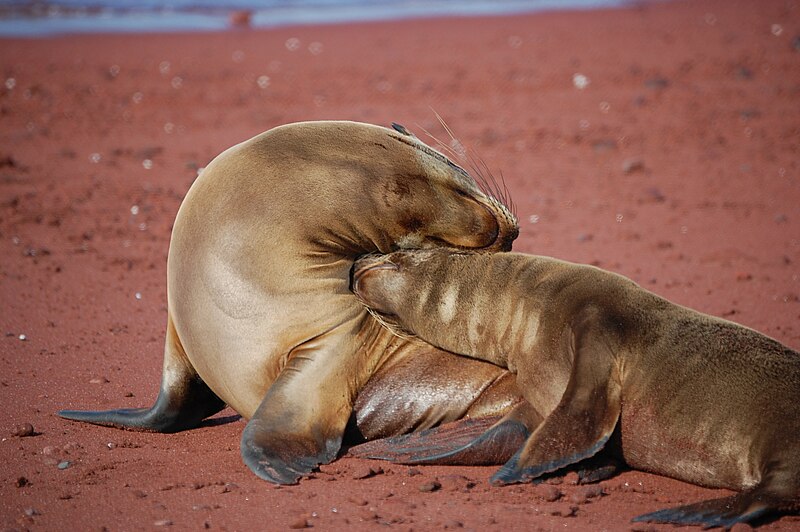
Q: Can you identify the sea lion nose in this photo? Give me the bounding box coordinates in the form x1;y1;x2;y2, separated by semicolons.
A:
351;259;399;298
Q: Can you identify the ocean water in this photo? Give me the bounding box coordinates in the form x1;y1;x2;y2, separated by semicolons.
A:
0;0;632;37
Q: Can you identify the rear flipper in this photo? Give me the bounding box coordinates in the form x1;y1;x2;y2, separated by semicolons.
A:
632;489;779;529
575;451;622;484
58;315;225;433
492;317;622;485
349;401;540;466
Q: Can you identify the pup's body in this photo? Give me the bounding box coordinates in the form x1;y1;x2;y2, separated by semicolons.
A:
353;249;800;528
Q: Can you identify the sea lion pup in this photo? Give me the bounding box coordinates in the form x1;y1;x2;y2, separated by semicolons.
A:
59;121;523;484
352;249;800;528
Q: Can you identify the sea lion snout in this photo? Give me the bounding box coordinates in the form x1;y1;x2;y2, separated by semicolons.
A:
453;197;517;252
481;198;518;252
352;256;403;314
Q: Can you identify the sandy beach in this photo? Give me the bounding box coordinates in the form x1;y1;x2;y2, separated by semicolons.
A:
1;0;799;529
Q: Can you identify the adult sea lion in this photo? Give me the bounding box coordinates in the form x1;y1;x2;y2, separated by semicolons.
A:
59;121;524;484
352;249;800;528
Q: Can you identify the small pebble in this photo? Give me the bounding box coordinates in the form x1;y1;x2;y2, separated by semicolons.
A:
288;517;310;529
644;187;666;202
443;519;463;529
153;519;173;527
24;508;40;517
535;484;562;502
734;66;754;80
12;423;35;437
622;158;645;174
352;465;383;480
219;482;239;493
580;484;605;499
418;480;441;493
439;474;475;492
549;504;579;517
407;467;421;476
570;490;588;504
644;77;669;89
15;476;29;488
572;73;590;90
62;442;81;453
57;461;71;470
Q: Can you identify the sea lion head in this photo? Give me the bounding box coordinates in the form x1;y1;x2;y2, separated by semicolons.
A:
351;248;459;321
375;124;518;253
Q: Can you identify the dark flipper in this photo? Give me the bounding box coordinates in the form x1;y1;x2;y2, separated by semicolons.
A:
349;401;540;466
348;416;520;465
632;491;775;529
58;315;225;433
575;452;622;484
241;415;341;485
241;318;369;484
492;316;622;485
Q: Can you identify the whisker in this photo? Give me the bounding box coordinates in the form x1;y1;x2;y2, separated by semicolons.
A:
469;151;501;202
415;122;464;163
432;108;458;144
499;169;516;216
417;111;516;217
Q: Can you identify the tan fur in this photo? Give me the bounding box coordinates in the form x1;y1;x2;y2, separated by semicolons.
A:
353;248;800;526
60;121;523;485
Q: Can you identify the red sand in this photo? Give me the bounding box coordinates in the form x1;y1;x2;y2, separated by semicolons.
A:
1;0;799;529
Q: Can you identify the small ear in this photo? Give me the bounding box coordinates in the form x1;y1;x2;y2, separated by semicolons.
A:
391;123;416;138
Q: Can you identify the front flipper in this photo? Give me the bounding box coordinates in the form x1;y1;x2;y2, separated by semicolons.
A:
241;415;341;484
632;490;775;529
350;400;540;465
492;318;622;485
241;317;371;484
59;315;225;433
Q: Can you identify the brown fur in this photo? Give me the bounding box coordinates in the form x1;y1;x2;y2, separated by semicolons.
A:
353;249;800;528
